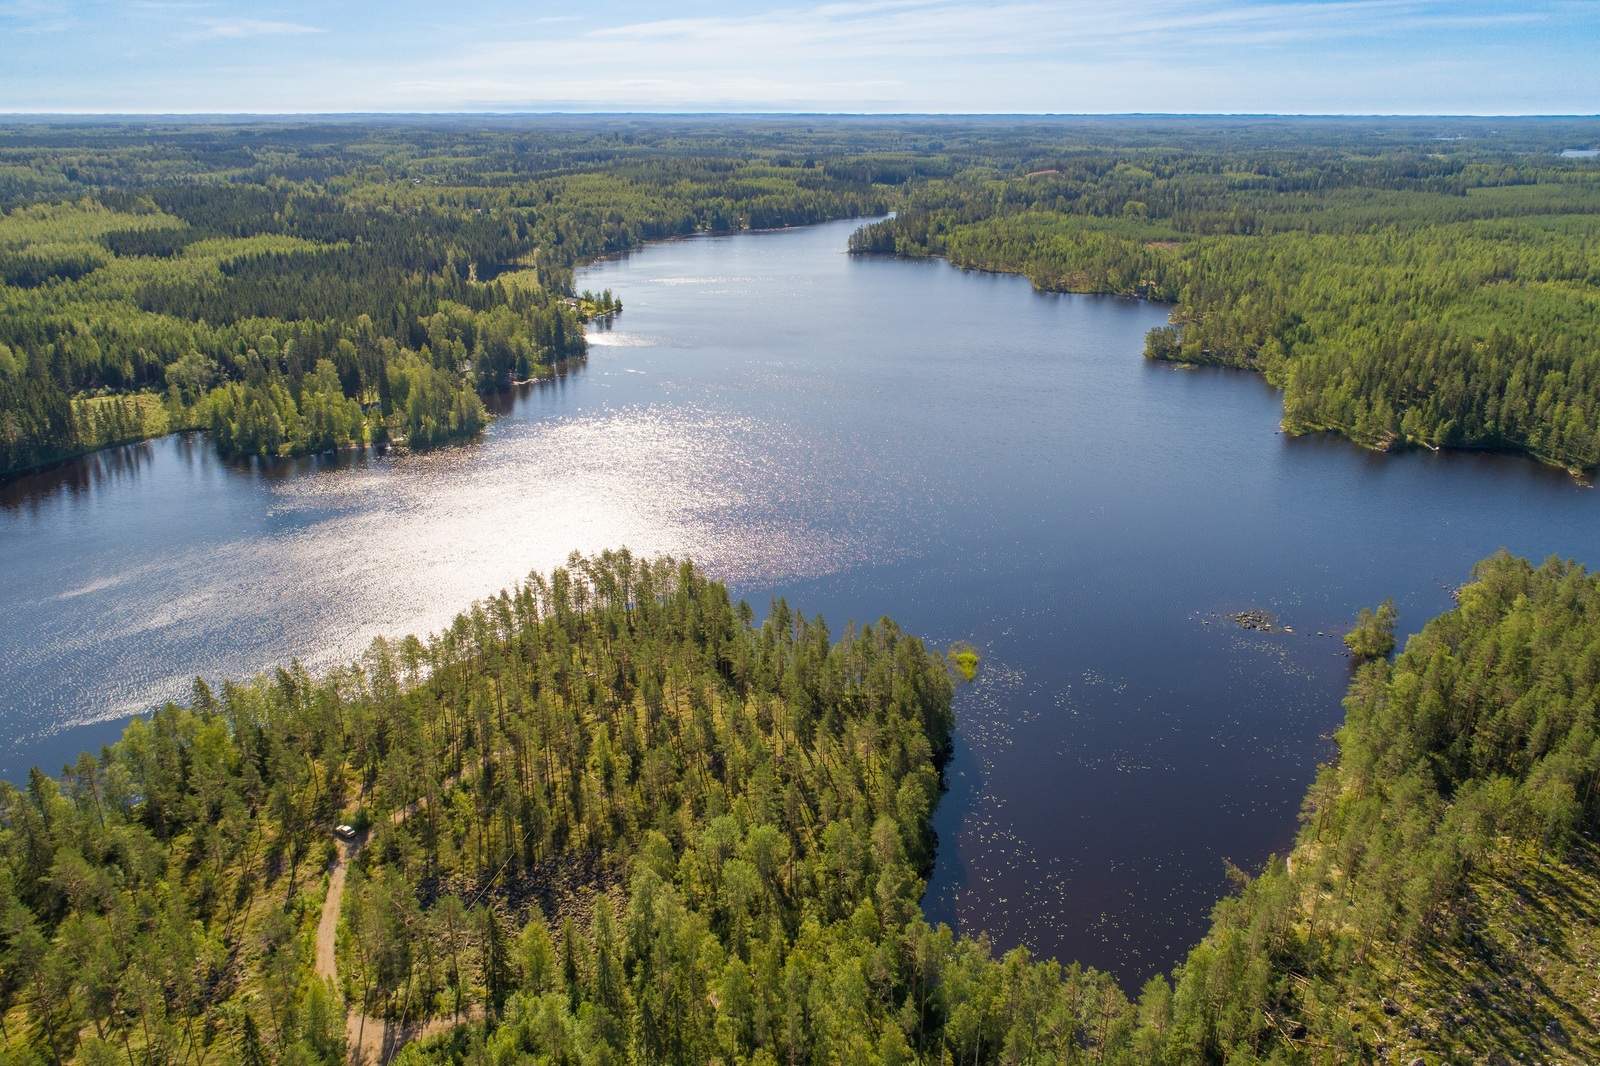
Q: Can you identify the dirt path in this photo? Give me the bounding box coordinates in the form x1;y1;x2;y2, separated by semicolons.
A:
314;839;354;982
315;833;393;1064
315;782;464;1065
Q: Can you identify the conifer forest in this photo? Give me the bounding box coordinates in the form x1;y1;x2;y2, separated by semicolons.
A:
3;117;1600;1066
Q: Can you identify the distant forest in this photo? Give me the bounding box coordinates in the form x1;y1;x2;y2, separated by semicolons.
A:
5;116;1600;479
4;117;1600;1066
0;119;908;477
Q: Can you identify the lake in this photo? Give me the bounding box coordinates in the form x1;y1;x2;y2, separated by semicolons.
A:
5;217;1599;987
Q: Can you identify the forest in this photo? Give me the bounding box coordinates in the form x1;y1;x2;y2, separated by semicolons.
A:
2;549;1597;1065
850;143;1600;471
8;116;1600;478
0;121;904;477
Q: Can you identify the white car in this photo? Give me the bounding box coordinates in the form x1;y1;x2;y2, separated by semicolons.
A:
334;824;356;840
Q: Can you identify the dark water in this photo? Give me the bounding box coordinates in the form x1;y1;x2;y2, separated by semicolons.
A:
5;218;1599;986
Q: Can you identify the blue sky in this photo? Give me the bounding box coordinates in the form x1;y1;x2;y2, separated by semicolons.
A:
2;0;1596;114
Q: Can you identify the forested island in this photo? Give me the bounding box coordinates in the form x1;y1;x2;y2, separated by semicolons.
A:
2;550;1597;1065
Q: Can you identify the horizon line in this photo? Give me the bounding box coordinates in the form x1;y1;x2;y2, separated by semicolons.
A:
3;111;1600;121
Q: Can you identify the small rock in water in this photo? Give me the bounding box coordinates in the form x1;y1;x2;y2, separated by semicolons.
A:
1230;609;1277;631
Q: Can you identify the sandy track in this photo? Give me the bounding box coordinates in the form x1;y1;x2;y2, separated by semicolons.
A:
315;783;466;1065
315;839;354;982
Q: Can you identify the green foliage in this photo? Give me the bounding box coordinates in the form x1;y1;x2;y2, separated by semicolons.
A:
4;539;1600;1063
0;123;900;477
947;641;981;683
10;119;1600;476
1343;598;1398;661
1146;552;1600;1064
206;358;369;457
7;115;1600;1064
855;149;1600;471
0;554;1143;1065
577;288;621;320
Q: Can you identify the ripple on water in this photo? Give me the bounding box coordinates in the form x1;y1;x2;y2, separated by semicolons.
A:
7;218;1600;987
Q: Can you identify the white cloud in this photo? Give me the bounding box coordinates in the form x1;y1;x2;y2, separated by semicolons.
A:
0;0;1592;112
575;0;1549;58
362;0;1572;112
0;0;72;32
188;17;323;39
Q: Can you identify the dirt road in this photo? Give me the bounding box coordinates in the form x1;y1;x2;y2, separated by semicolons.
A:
314;838;354;983
315;785;466;1065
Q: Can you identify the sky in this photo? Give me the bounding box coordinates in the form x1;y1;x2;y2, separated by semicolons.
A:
1;0;1597;115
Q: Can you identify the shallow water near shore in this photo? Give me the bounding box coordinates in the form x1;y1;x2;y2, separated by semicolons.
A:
5;217;1600;986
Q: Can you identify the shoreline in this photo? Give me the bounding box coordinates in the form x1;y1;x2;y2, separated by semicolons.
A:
573;211;891;269
1;217;884;488
860;243;1596;483
0;354;596;488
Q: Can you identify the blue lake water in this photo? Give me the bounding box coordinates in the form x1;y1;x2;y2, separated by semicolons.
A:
4;217;1599;986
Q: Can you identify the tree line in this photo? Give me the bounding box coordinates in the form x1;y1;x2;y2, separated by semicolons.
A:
9;119;1600;478
851;149;1600;471
0;128;899;478
1139;551;1600;1064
